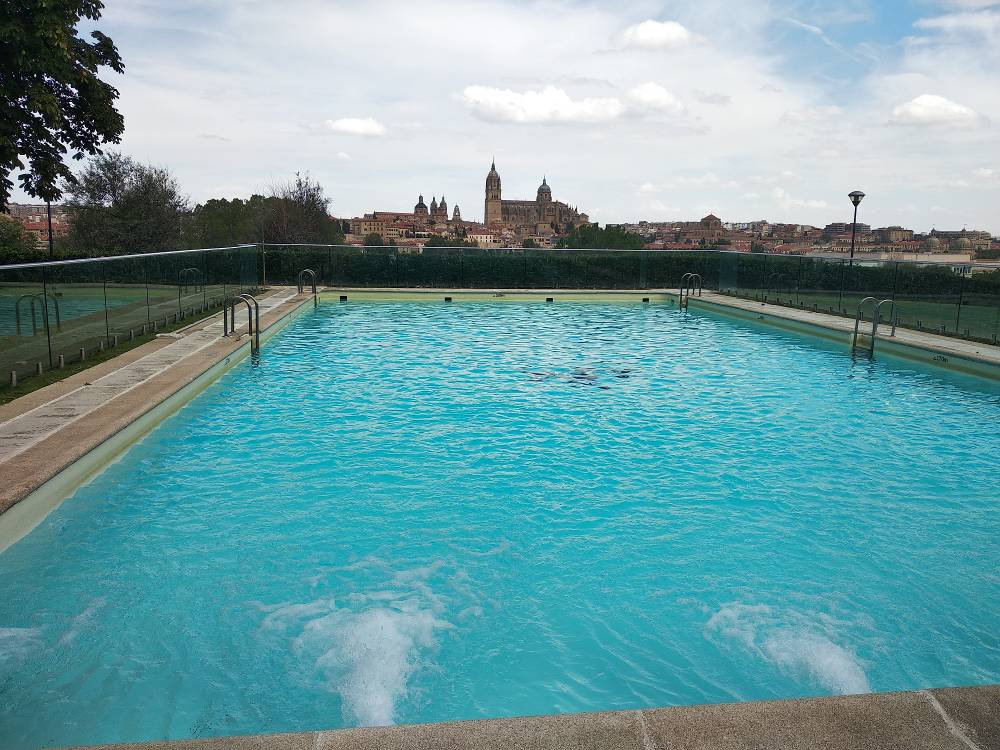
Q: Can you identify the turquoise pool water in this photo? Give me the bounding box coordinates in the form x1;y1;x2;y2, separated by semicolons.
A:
2;301;999;748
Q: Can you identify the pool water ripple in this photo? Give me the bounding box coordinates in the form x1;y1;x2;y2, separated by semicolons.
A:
1;301;999;748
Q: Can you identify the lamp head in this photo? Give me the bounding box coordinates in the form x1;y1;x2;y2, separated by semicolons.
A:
849;190;865;207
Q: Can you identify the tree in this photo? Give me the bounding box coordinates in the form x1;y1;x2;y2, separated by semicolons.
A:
424;234;477;248
522;238;539;249
0;214;39;260
557;223;644;250
63;152;189;255
266;173;342;244
1;1;125;207
363;233;384;246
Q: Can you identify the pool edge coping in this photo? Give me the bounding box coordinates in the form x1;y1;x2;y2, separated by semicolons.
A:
59;684;1000;750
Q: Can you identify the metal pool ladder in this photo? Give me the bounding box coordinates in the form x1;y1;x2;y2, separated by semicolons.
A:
15;292;61;335
852;297;898;357
679;273;702;310
297;268;318;306
223;293;260;354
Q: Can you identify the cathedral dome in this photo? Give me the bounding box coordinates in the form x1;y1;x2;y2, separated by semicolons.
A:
923;236;941;252
414;194;427;213
536;176;551;202
951;237;973;251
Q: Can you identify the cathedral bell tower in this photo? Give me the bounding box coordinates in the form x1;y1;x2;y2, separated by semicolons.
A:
485;160;502;226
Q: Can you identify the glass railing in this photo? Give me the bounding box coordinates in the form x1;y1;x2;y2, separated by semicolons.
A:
717;252;1000;344
0;245;260;391
260;243;719;291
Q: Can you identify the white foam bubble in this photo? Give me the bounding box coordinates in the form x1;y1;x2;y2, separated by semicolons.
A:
305;604;449;726
706;602;871;695
259;563;467;727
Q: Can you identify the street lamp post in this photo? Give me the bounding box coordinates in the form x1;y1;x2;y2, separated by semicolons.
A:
46;200;55;260
848;190;865;262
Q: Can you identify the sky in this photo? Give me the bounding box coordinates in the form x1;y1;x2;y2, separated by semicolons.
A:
12;0;1000;232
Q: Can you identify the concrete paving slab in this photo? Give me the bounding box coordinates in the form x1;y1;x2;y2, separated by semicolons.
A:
314;710;646;750
928;686;1000;750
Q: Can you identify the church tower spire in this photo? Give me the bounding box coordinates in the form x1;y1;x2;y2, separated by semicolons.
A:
485;160;502;226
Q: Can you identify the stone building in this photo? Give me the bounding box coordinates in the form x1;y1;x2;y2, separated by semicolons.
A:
484;161;588;235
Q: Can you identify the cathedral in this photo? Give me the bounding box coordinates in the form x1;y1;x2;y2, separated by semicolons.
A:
484;161;589;234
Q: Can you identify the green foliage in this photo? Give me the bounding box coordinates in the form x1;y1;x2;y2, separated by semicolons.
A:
266;173;342;244
0;213;40;259
63;152;189;255
363;233;384;246
190;197;264;248
556;224;645;250
522;238;539;249
190;174;343;247
424;234;478;248
1;0;125;206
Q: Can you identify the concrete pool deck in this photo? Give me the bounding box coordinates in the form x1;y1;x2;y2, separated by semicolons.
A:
66;684;1000;750
0;287;314;550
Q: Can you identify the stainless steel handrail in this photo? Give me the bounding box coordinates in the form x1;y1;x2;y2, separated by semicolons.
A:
297;268;318;302
679;272;702;310
853;297;898;356
15;292;60;335
224;293;260;353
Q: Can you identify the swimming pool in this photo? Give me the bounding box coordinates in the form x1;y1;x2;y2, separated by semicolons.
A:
2;300;999;748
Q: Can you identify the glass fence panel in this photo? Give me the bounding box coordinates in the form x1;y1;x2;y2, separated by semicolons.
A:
0;266;48;383
45;260;115;367
961;267;1000;344
646;251;718;290
0;246;258;396
759;255;801;307
796;257;846;315
396;248;463;287
104;256;153;345
263;245;328;286
839;260;898;320
329;246;396;287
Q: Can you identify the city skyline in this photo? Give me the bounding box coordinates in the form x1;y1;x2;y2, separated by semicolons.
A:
8;0;1000;233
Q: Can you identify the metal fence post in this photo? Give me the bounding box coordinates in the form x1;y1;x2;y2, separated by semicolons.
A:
955;271;966;334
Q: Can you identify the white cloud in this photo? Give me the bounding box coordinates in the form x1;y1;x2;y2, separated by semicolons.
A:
914;10;1000;36
645;173;740;191
889;94;980;126
695;90;732;105
973;167;995;177
460;85;625;124
324;117;386;136
627;82;685;114
773;187;827;209
616;20;695;50
781;105;843;124
336;151;352;161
